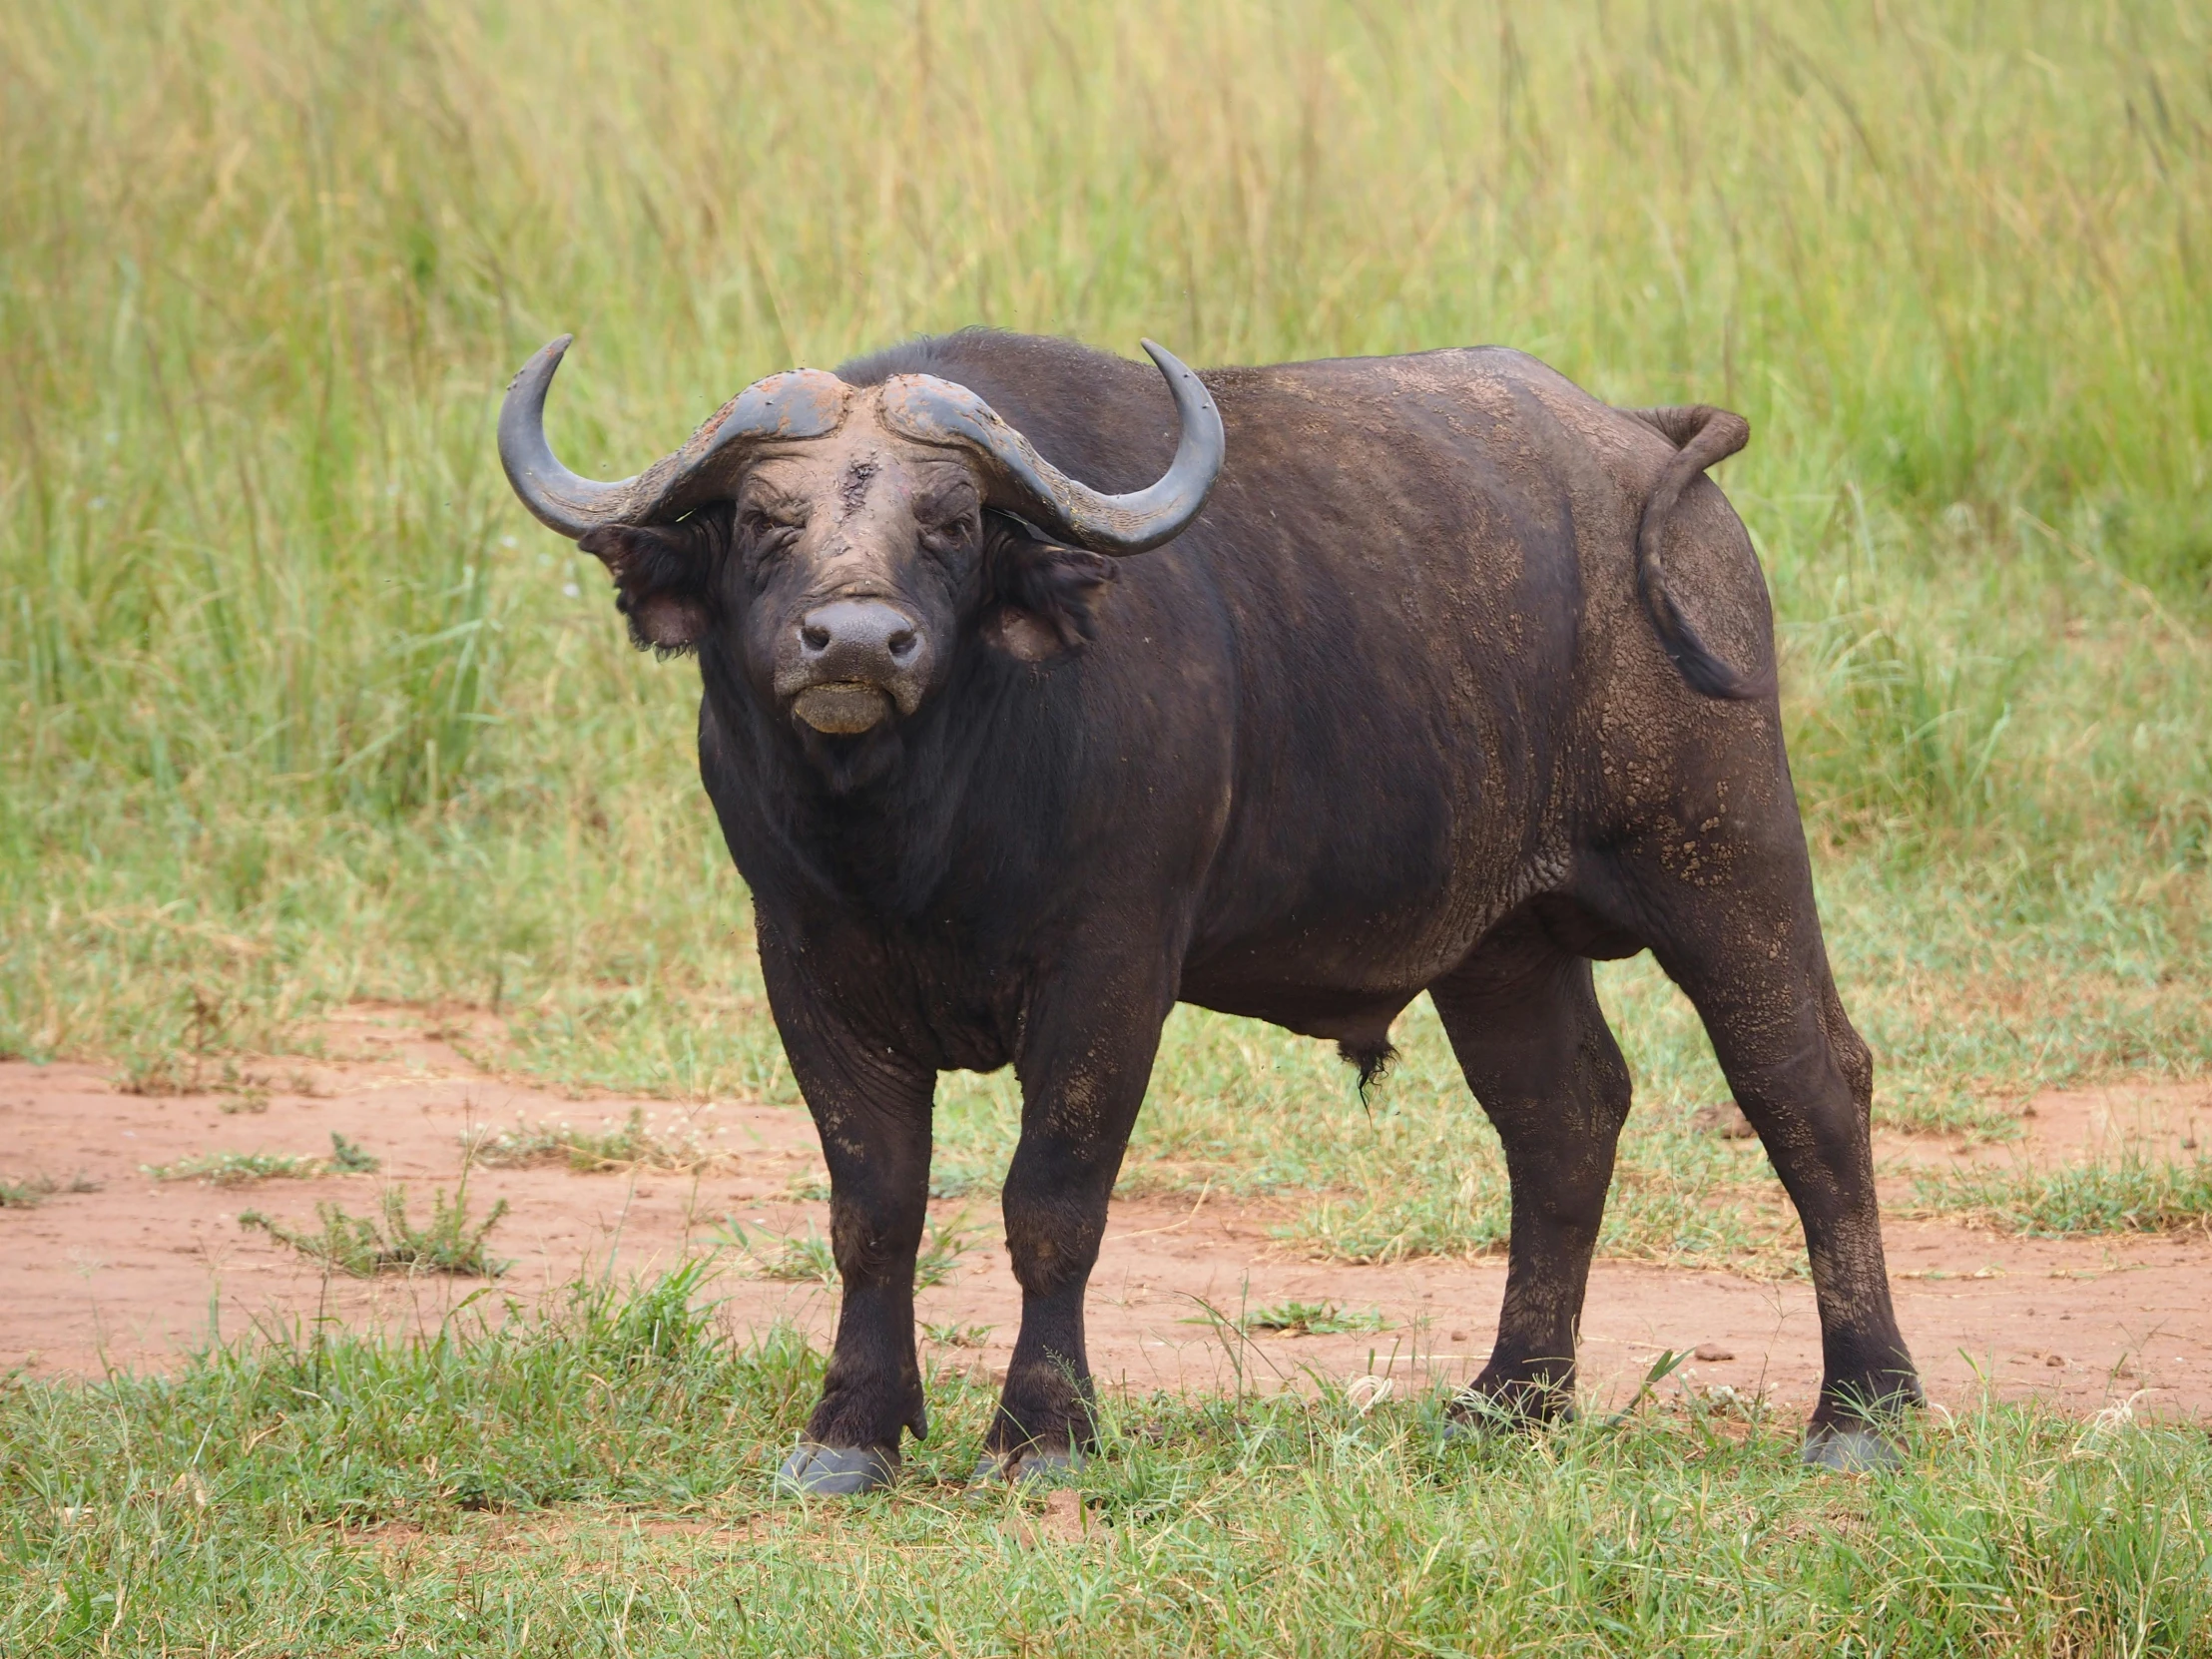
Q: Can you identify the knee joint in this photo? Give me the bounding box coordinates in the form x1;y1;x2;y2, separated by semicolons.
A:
830;1193;925;1284
1002;1201;1100;1300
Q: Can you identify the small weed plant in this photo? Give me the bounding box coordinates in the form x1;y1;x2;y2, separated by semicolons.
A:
0;1172;100;1209
240;1183;510;1277
326;1133;380;1173
922;1322;994;1348
717;1212;973;1290
913;1214;974;1290
718;1220;836;1286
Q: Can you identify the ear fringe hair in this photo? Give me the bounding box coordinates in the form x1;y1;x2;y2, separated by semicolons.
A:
987;516;1118;649
575;507;728;654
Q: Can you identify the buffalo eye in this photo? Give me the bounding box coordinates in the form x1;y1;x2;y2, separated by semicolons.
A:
739;498;808;552
920;513;977;558
914;486;981;556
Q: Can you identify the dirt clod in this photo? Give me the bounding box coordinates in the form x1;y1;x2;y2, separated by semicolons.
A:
1000;1488;1090;1547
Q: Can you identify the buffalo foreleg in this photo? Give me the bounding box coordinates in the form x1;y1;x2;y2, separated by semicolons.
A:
766;961;936;1494
982;961;1173;1478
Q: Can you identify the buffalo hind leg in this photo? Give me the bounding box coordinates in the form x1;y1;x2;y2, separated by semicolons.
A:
1630;854;1923;1467
1430;913;1633;1425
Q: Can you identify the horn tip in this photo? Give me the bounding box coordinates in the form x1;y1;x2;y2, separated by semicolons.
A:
506;333;576;396
1138;338;1208;394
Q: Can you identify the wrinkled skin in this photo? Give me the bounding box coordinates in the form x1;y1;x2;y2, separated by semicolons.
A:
563;331;1922;1484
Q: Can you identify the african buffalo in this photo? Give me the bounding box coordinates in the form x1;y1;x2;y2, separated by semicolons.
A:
498;327;1922;1488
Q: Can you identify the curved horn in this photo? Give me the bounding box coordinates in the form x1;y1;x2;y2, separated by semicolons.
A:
498;335;642;538
499;337;853;539
877;339;1224;554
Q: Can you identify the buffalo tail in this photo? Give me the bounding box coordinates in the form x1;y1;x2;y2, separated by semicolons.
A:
1622;404;1774;701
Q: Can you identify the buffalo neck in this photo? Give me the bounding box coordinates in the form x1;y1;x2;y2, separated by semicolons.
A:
695;634;1086;935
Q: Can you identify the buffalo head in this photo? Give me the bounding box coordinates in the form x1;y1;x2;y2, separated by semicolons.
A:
497;335;1222;765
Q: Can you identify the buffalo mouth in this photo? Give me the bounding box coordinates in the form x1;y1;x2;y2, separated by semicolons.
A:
791;681;895;736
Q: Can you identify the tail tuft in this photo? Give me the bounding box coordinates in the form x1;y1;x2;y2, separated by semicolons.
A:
1338;1037;1398;1107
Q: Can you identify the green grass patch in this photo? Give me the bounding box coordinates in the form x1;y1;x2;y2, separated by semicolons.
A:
3;1271;2208;1654
715;1215;975;1291
146;1150;321;1188
1917;1152;2212;1238
464;1107;722;1174
1242;1301;1387;1337
240;1184;512;1278
147;1133;382;1187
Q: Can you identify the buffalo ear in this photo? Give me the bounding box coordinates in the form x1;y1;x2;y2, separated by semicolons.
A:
575;511;726;655
984;514;1118;654
621;590;713;653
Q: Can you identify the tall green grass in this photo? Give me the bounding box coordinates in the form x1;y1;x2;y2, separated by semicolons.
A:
2;0;2208;1192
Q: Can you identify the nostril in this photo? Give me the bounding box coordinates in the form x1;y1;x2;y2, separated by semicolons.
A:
801;623;830;652
886;628;917;660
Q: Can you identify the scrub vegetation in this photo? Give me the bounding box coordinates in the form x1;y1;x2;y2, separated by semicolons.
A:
2;0;2208;1649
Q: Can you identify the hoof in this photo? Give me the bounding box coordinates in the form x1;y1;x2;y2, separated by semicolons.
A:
1437;1403;1499;1444
968;1445;1085;1489
1801;1422;1902;1474
778;1442;897;1496
1441;1388;1575;1440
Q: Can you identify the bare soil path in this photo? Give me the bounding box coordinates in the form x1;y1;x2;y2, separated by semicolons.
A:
4;1008;2207;1421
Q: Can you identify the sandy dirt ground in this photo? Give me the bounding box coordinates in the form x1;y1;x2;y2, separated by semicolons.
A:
4;1006;2208;1422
